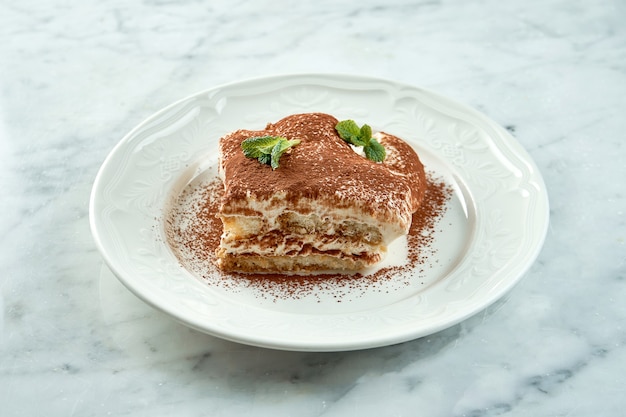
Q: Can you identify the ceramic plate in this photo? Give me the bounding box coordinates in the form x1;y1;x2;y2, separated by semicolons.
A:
90;74;549;351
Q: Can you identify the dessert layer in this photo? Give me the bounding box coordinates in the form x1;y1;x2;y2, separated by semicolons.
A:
215;252;379;274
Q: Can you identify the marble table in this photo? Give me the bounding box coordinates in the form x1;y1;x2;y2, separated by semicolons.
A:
2;0;625;416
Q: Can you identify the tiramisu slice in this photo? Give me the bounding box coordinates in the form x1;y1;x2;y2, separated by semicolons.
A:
215;113;426;273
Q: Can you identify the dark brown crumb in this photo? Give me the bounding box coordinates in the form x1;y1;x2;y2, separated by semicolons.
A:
165;174;452;302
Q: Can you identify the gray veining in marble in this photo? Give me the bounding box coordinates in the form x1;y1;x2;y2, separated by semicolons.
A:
1;0;625;416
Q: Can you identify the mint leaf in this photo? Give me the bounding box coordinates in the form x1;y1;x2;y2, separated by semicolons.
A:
241;135;300;169
363;138;386;162
335;120;360;140
335;120;386;162
241;136;283;158
359;124;372;141
258;153;272;166
271;138;300;169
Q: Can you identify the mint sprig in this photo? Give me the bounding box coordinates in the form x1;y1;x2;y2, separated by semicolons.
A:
335;120;386;162
241;135;301;169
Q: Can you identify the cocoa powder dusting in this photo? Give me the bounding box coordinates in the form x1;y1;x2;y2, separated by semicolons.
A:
348;175;452;287
166;174;452;302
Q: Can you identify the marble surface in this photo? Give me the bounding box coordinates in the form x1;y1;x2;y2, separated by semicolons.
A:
1;0;625;415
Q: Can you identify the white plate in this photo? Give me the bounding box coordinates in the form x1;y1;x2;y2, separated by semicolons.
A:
90;74;549;351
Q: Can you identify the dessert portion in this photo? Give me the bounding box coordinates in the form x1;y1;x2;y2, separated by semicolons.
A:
215;112;426;273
